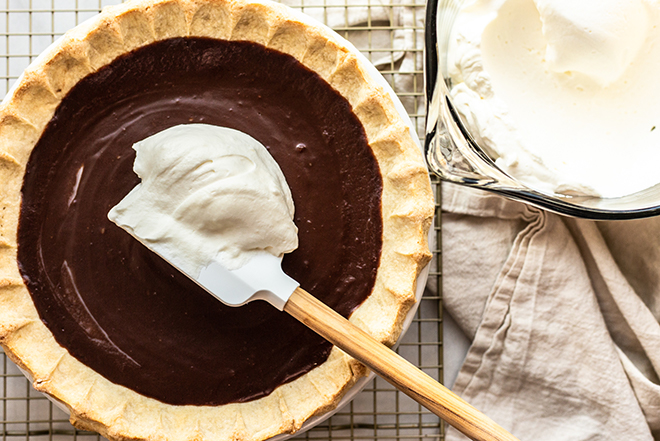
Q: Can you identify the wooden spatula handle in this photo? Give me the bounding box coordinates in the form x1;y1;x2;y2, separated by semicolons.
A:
284;287;519;441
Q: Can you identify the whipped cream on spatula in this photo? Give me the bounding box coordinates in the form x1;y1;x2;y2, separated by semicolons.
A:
108;124;298;276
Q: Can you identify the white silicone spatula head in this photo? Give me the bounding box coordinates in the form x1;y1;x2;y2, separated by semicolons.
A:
120;227;299;310
196;253;299;310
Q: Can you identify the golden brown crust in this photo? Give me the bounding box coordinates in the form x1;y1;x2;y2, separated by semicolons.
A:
0;0;434;440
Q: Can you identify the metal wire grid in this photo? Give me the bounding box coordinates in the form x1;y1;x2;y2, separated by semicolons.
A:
0;1;443;441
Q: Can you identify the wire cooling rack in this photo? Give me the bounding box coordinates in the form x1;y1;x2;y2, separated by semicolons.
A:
0;1;443;441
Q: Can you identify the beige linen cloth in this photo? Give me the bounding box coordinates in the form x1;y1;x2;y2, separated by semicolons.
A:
442;183;660;440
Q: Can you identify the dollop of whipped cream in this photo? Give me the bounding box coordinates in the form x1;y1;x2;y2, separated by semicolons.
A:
536;0;650;86
108;124;298;276
448;0;660;197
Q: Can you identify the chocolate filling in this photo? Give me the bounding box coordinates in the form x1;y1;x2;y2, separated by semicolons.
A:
17;37;382;406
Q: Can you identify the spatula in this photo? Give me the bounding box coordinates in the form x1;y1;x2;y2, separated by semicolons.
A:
124;239;519;441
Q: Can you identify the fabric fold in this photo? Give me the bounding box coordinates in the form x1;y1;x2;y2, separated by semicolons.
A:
442;184;657;441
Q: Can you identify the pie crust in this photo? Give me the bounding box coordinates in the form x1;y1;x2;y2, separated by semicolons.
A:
0;1;434;440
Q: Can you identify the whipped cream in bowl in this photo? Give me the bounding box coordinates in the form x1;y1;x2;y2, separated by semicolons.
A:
425;0;660;219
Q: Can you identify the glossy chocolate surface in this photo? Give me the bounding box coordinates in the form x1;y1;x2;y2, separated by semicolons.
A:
18;37;382;406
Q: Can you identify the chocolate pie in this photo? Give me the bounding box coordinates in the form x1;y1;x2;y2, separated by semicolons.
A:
0;1;433;440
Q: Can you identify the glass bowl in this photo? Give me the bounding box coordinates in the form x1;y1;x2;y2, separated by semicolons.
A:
424;0;660;220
